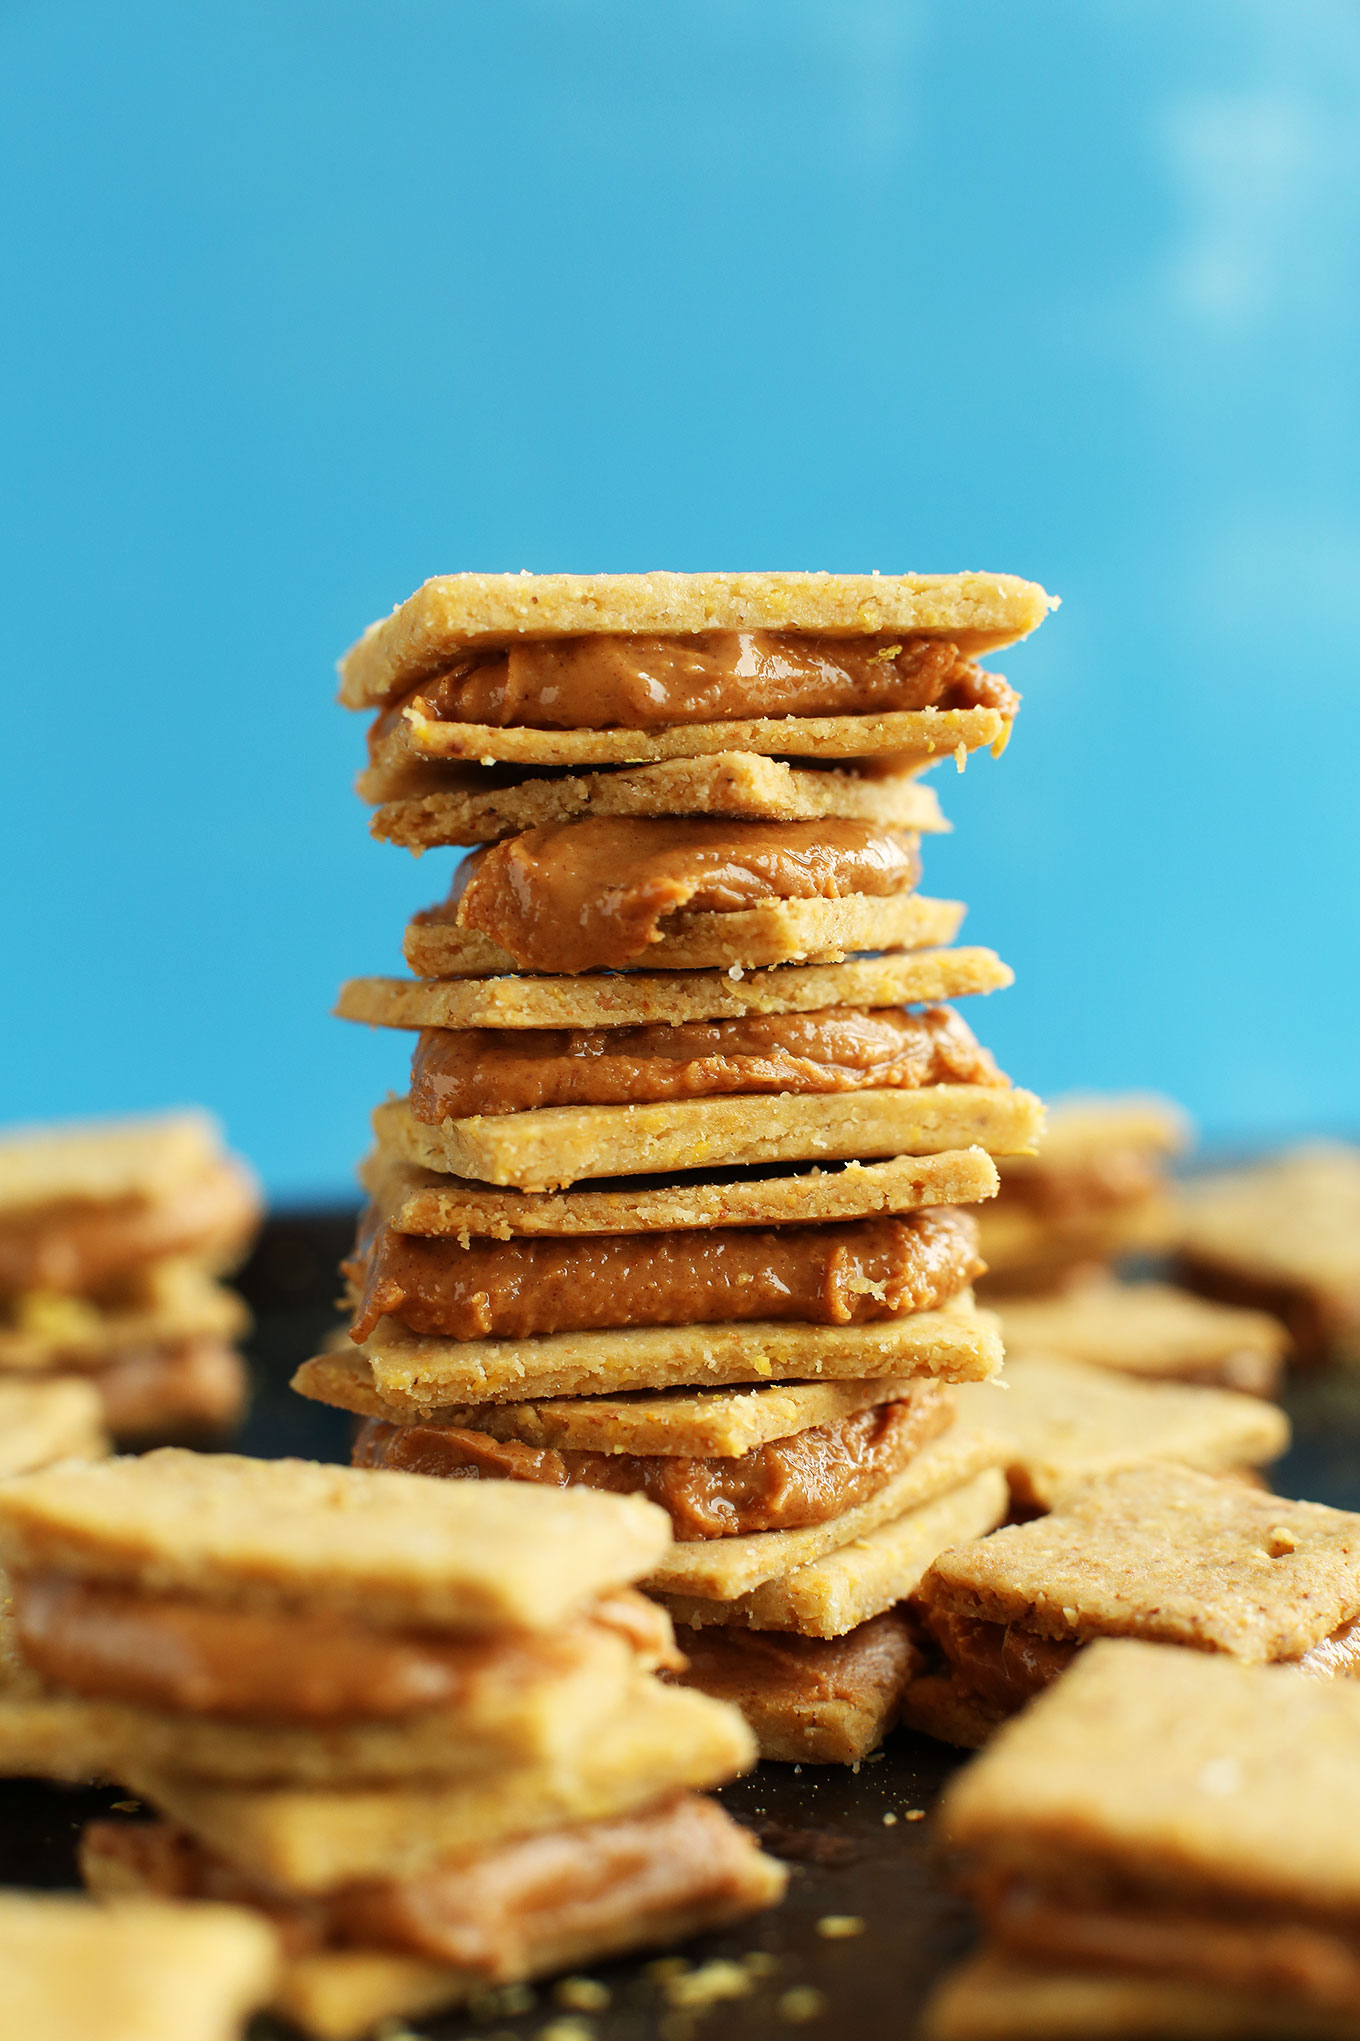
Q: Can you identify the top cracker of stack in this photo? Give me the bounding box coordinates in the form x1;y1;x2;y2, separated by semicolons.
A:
300;570;1053;1764
0;1111;260;1446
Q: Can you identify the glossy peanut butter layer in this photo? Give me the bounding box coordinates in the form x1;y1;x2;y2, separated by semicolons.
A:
0;1165;258;1296
10;1570;671;1720
353;1385;953;1541
436;817;921;974
409;1004;1000;1121
83;1794;780;1972
348;1206;983;1344
386;632;1018;733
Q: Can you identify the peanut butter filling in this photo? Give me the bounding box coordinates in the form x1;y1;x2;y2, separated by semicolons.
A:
409;1004;1001;1120
83;1794;768;1974
975;1866;1360;2016
998;1150;1166;1223
430;817;920;973
9;1571;670;1720
0;1167;256;1296
918;1603;1360;1723
348;1206;983;1344
381;630;1017;734
352;1384;953;1541
89;1336;246;1439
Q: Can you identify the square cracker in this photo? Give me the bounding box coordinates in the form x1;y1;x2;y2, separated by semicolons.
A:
339;568;1057;707
375;702;1012;775
404;888;964;980
374;1082;1043;1192
0;1891;278;2041
921;1461;1360;1659
0;1110;234;1216
672;1607;919;1765
0;1377;109;1474
0;1613;648;1784
338;940;1006;1032
364;749;949;840
921;1950;1360;2041
321;1290;1003;1410
953;1353;1289;1510
999;1091;1190;1174
939;1637;1360;1916
128;1679;753;1892
648;1426;1007;1599
0;1448;671;1632
363;1148;1001;1242
1179;1143;1360;1328
298;1367;937;1456
663;1463;1009;1639
996;1277;1287;1396
0;1259;248;1373
94;1856;785;2041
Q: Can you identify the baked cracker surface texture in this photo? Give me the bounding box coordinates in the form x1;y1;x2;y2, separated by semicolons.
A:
996;1276;1288;1395
953;1353;1289;1509
339;569;1058;707
338;941;1006;1031
922;1461;1360;1660
0;1448;672;1632
938;1636;1360;1916
0;1890;279;2041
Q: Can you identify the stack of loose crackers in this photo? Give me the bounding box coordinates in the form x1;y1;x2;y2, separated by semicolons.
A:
984;1094;1292;1396
927;1642;1360;2038
0;1449;783;2039
296;569;1058;1764
0;1113;259;1448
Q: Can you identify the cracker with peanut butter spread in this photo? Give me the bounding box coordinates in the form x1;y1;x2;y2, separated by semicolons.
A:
0;1377;108;1474
364;1148;1000;1242
340;941;1006;1032
0;1258;248;1373
671;1607;919;1765
0;1890;280;2041
934;1640;1360;2032
953;1353;1289;1511
0;1448;671;1631
405;884;957;978
0;1598;672;1784
365;748;949;840
663;1462;1010;1639
340;568;1055;706
1178;1142;1360;1361
84;1799;785;2041
996;1276;1288;1397
123;1678;753;1891
922;1949;1360;2041
305;1366;936;1456
375;1083;1042;1193
906;1465;1360;1745
648;1426;1007;1599
316;1290;1002;1412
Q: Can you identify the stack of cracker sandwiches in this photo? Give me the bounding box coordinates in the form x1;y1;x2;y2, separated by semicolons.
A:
295;568;1057;1764
0;1448;783;2039
0;1113;259;1451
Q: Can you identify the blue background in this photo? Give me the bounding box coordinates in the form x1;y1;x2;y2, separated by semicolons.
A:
4;1;1358;1201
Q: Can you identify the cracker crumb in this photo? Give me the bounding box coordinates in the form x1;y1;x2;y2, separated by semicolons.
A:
664;1960;755;2009
538;2021;595;2041
753;1357;773;1376
816;1915;865;1939
728;965;745;980
1267;1524;1299;1556
954;742;967;770
882;1811;899;1826
905;1808;926;1822
554;1979;611;2013
778;1987;828;2023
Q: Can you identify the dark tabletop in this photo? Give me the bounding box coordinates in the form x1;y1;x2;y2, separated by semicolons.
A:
7;1208;1360;2041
